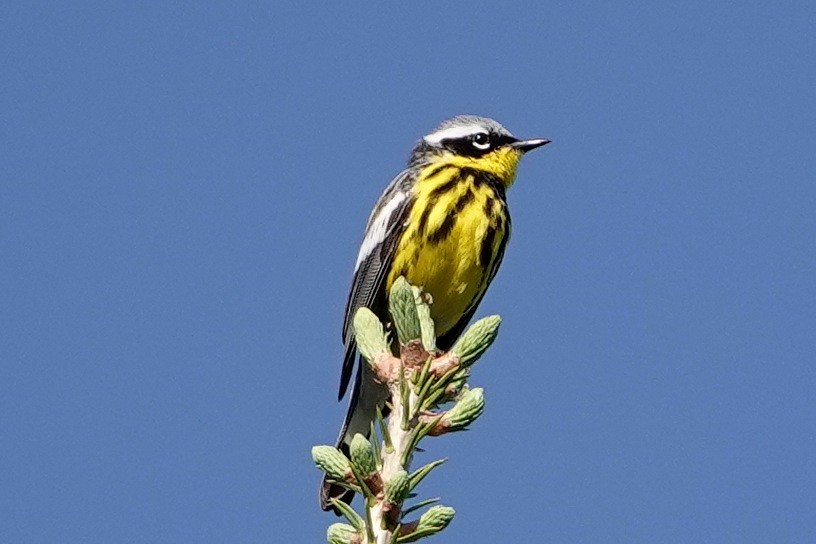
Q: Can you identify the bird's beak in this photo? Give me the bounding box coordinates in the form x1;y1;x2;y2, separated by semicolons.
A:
511;138;551;153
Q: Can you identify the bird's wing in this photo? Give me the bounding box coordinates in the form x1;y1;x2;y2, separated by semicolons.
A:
436;214;511;351
338;169;415;400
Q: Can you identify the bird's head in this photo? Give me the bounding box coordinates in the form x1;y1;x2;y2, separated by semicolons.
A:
409;115;550;187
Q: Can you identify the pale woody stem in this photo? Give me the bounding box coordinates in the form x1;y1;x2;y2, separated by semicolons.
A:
369;381;418;544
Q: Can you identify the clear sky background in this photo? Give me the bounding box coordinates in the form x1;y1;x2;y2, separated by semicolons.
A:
2;2;814;543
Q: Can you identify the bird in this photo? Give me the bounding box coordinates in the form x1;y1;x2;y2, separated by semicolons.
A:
321;115;550;511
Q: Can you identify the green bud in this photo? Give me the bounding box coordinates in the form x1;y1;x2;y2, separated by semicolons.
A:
449;315;501;367
326;522;360;544
417;505;455;533
353;307;388;363
413;286;436;352
442;388;485;432
389;277;421;344
349;433;377;476
384;469;410;504
398;505;456;542
312;445;351;482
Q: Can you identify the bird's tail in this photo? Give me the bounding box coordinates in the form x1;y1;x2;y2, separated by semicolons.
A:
320;362;388;513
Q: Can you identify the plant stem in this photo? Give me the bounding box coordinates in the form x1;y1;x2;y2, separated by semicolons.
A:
369;375;418;544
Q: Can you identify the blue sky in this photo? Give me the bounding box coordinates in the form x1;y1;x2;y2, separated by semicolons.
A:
2;2;815;542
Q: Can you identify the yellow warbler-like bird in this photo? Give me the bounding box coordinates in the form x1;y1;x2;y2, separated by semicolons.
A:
321;115;550;511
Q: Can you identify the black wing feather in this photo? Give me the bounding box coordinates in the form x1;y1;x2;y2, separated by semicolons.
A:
338;170;414;399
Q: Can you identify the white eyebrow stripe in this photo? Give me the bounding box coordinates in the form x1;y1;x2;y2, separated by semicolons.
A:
423;124;487;144
354;192;407;271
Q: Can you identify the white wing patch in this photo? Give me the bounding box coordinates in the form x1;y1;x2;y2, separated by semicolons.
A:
354;192;407;271
423;124;487;144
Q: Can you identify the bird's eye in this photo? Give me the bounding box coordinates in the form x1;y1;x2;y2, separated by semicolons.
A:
472;133;491;150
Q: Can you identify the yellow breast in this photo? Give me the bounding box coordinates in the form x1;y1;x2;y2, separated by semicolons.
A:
387;167;509;336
